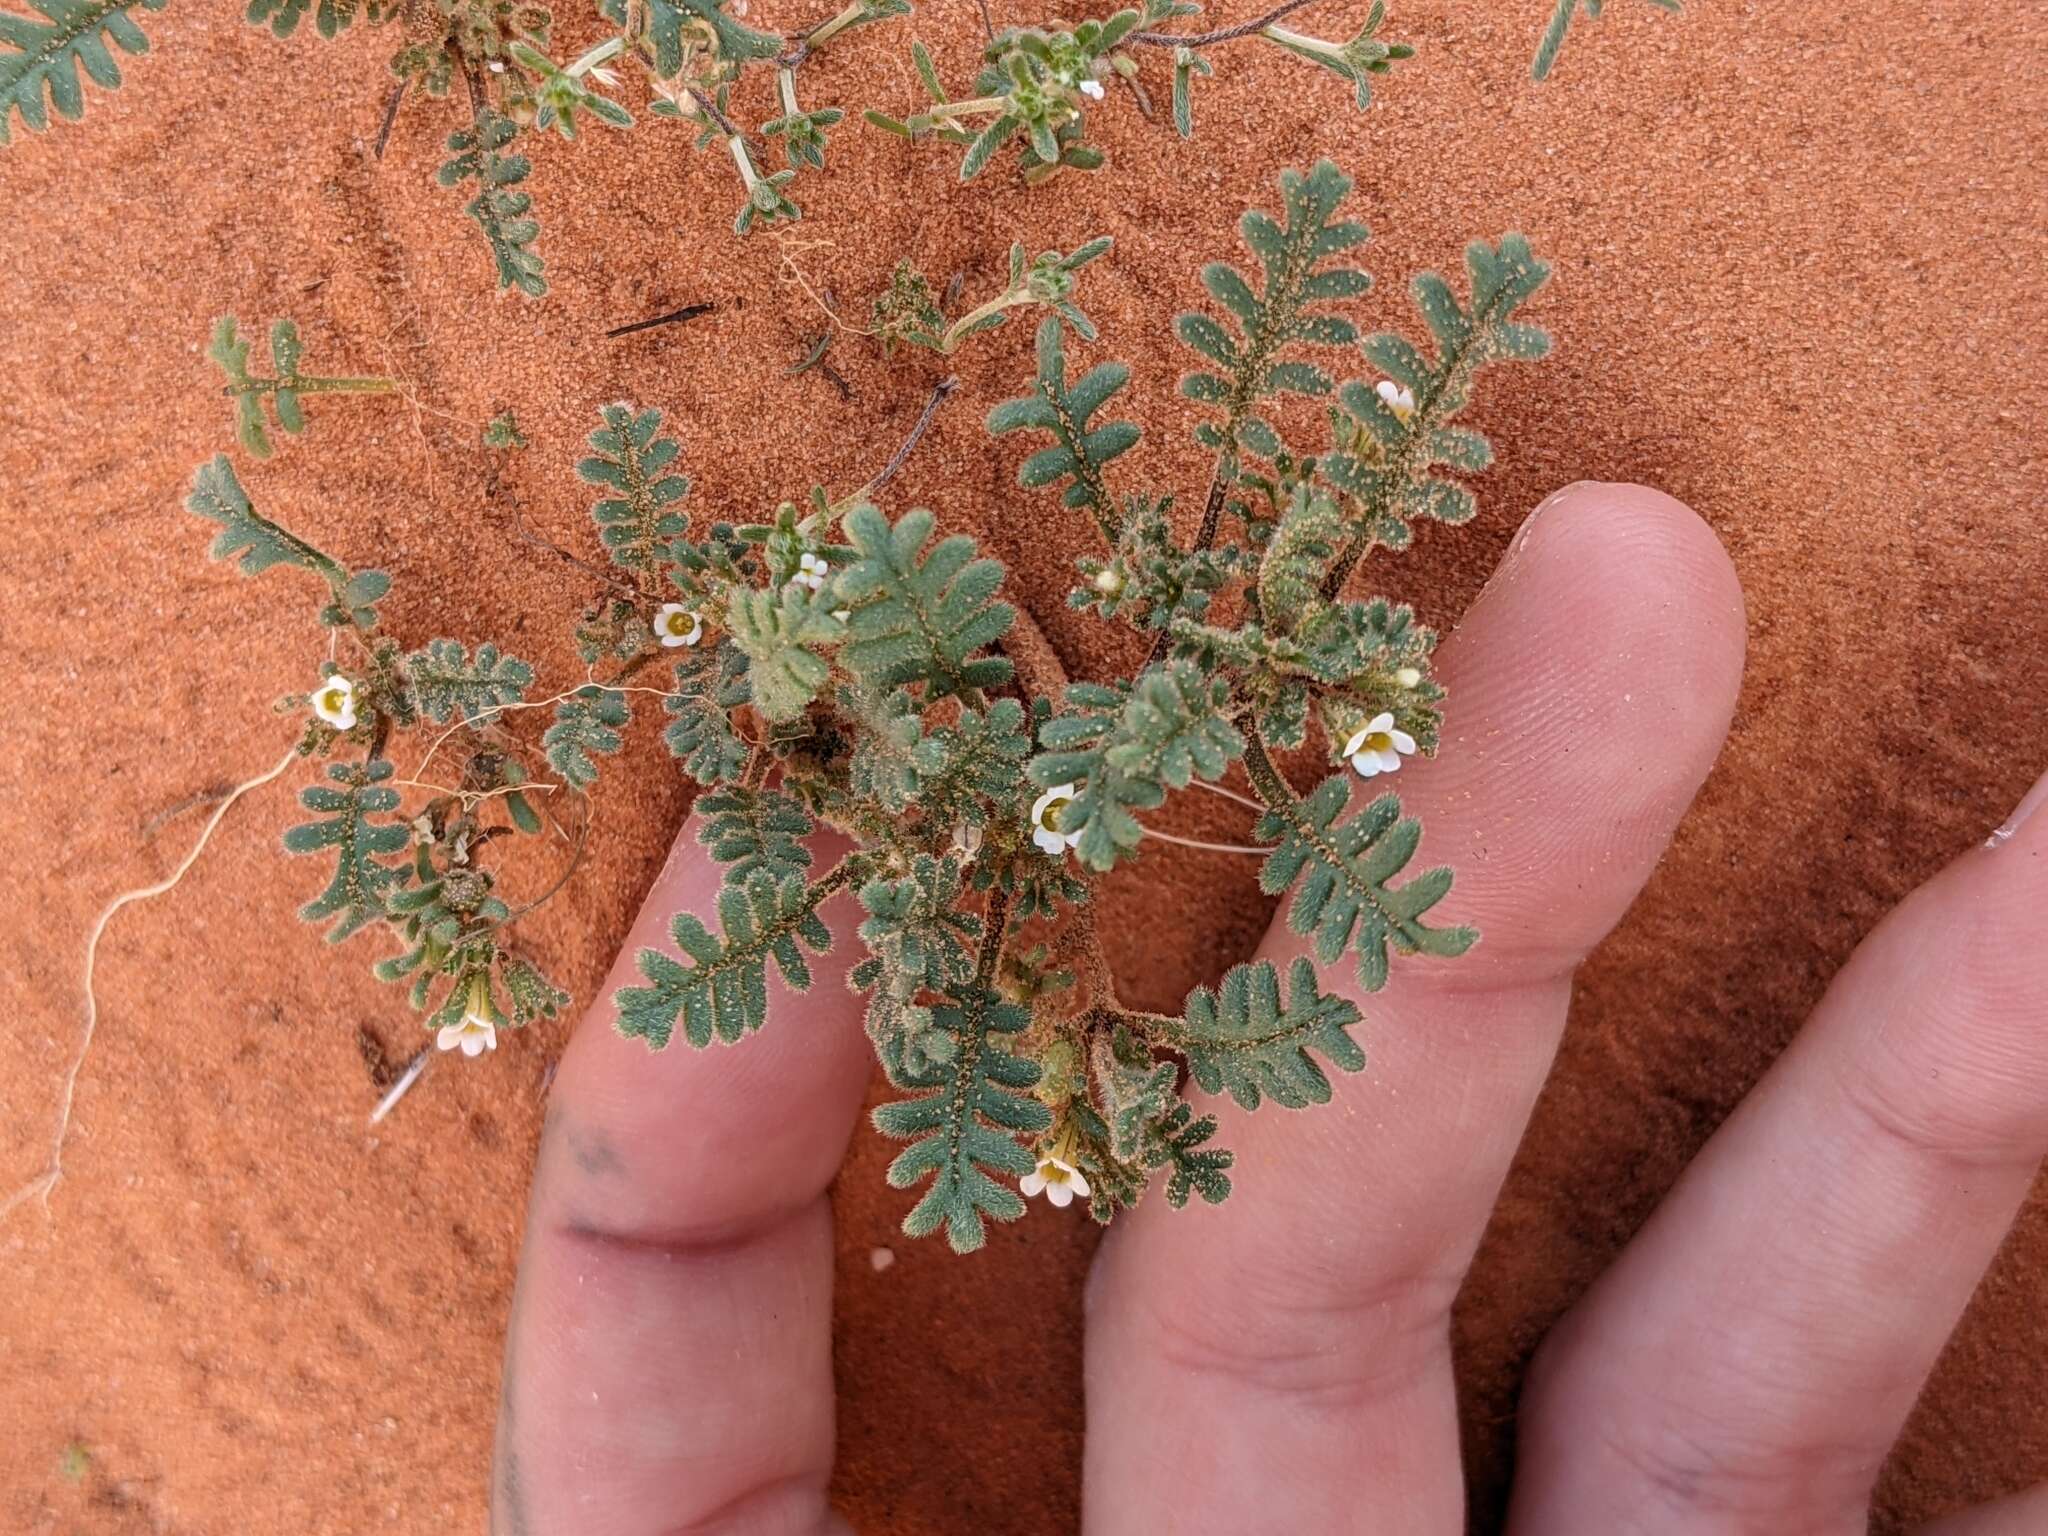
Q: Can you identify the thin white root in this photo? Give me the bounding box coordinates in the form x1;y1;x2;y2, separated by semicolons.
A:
0;746;299;1227
368;1048;432;1126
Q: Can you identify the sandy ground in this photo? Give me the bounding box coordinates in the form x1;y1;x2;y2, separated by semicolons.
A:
2;0;2044;1530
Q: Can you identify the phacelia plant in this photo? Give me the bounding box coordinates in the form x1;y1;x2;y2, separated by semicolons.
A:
3;0;1667;288
184;160;1551;1251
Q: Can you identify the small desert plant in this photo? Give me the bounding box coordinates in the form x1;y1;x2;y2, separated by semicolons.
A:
185;160;1551;1250
2;0;1671;288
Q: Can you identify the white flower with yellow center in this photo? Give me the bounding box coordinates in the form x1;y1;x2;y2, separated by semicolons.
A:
1030;783;1083;857
792;551;830;592
653;603;704;648
1343;712;1417;779
1021;1155;1090;1208
437;974;500;1058
1376;379;1417;422
311;675;358;731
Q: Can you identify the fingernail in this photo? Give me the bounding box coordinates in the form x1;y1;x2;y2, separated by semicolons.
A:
1986;767;2048;849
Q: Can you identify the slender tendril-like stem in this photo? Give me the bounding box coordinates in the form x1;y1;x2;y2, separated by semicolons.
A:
854;375;959;504
1140;824;1271;856
1191;777;1266;812
1129;0;1323;48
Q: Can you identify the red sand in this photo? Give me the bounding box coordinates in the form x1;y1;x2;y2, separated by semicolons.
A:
3;0;2044;1530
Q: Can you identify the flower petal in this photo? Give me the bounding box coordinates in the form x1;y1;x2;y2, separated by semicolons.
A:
1020;1171;1047;1198
436;1023;462;1051
1068;1169;1091;1198
1365;712;1394;733
1389;729;1417;755
1045;1181;1074;1208
1351;753;1382;779
1342;726;1371;758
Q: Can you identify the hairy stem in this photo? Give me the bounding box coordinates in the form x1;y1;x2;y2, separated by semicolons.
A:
1130;0;1322;48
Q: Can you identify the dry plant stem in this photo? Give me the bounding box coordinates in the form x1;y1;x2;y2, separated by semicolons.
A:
1139;824;1271;856
375;78;407;159
0;745;299;1225
1130;0;1323;48
859;375;959;499
604;303;715;339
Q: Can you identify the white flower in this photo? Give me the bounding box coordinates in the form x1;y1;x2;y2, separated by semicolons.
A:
436;975;499;1058
587;64;621;87
1030;783;1083;857
1079;78;1105;100
1091;564;1125;596
793;551;829;592
1376;378;1417;422
832;608;851;623
311;675;358;731
1020;1155;1091;1208
653;603;704;648
1342;712;1417;778
1394;666;1423;689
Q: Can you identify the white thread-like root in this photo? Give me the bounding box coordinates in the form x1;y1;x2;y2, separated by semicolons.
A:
0;746;299;1225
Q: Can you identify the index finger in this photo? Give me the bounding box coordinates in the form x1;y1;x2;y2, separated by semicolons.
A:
493;824;870;1536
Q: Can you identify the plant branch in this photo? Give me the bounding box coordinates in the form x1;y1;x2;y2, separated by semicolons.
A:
1130;0;1322;48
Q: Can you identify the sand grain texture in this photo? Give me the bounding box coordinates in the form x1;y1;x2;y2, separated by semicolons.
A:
2;0;2044;1530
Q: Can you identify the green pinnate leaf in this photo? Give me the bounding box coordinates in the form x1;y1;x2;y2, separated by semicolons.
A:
1254;775;1474;991
185;455;347;586
871;983;1050;1252
544;685;630;789
1172;955;1364;1110
438;107;546;297
986;316;1137;537
283;758;408;942
615;870;837;1049
694;785;814;885
725;584;839;723
578;403;690;572
1;0;166;145
1176;159;1368;460
837;505;1015;702
403;638;534;723
663;639;751;785
1030;663;1246;872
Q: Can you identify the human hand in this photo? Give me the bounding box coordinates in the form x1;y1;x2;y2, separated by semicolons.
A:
492;483;2048;1535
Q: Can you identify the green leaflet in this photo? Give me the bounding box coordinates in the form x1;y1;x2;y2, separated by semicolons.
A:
403;638;534;723
577;403;690;573
615;871;836;1049
1321;234;1550;557
663;640;751;785
600;0;781;75
1253;774;1475;990
1256;483;1347;634
871;983;1050;1253
725;584;839;723
836;505;1015;702
1;0;165;145
1176;158;1370;459
543;685;630;789
185;455;347;587
1532;0;1682;80
283;759;408;942
985;316;1137;539
851;855;982;1079
1258;0;1414;111
1173;955;1365;1110
1030;663;1246;872
244;0;379;39
694;785;814;884
438;107;546;298
208;316;394;459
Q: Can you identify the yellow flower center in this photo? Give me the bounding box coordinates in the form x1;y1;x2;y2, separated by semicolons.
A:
1038;796;1071;833
319;687;348;713
1042;1163;1073;1186
664;611;692;634
1363;731;1393;753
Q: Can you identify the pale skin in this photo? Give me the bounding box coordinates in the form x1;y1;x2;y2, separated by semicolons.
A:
494;483;2048;1535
